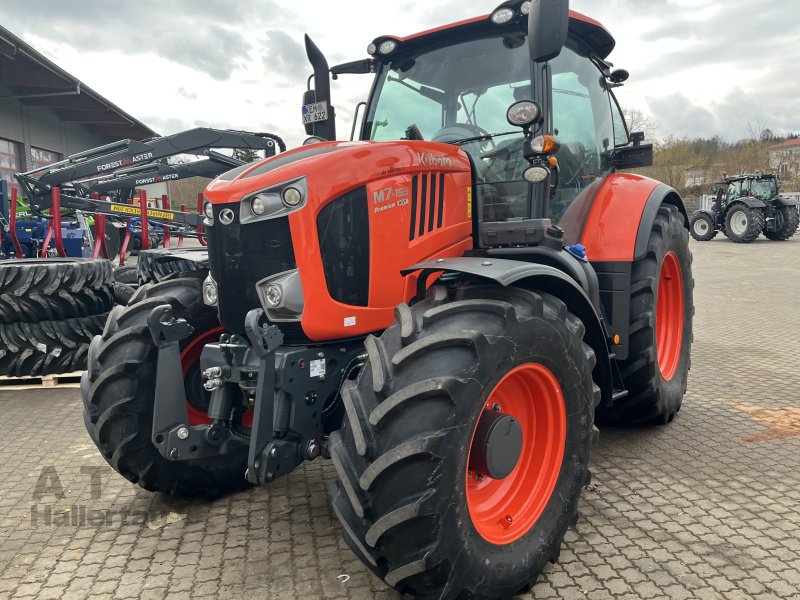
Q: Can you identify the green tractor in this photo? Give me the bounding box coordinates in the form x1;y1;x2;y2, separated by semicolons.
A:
690;173;800;243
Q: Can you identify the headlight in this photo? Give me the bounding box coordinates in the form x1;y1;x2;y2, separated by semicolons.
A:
202;275;218;306
378;40;397;54
523;166;550;183
203;202;214;220
520;1;532;15
506;100;540;127
282;187;303;207
367;43;377;55
264;284;282;307
491;7;515;25
252;196;266;216
530;134;560;155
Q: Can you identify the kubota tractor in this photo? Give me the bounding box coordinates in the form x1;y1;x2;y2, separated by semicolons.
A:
690;173;800;243
81;1;694;597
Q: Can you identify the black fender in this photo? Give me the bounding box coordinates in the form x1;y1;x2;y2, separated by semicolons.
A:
728;198;766;210
634;183;688;260
691;208;716;220
402;257;615;406
773;196;799;208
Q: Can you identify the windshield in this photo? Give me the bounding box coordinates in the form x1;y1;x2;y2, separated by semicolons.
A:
364;36;614;224
366;35;529;166
748;178;778;201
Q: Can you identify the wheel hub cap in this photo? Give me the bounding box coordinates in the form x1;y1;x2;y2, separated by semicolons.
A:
468;411;523;480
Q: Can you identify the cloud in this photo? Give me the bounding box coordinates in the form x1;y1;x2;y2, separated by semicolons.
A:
1;0;282;80
263;30;307;79
646;87;798;140
177;87;197;100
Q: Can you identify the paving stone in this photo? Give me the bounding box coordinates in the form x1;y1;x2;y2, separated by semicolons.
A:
1;238;798;600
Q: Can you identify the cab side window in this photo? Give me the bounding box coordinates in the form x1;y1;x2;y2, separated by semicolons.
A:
609;93;629;147
549;47;614;222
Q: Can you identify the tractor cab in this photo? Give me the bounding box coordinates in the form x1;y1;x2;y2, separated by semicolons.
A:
311;0;651;231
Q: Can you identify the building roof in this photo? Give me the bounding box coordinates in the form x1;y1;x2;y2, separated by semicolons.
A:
768;139;800;151
0;25;157;141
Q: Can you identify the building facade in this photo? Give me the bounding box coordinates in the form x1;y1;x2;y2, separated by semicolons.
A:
0;25;155;197
768;139;800;188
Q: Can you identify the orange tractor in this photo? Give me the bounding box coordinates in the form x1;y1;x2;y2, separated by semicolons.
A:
82;1;693;597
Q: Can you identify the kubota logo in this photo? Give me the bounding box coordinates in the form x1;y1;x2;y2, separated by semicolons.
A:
417;152;452;169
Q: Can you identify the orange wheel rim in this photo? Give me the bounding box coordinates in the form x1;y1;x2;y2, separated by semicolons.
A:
466;364;566;545
656;251;684;381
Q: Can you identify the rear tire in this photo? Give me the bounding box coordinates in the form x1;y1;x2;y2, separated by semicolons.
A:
329;285;598;599
764;205;799;241
689;212;717;241
0;258;113;324
724;205;764;243
597;204;693;426
82;278;250;498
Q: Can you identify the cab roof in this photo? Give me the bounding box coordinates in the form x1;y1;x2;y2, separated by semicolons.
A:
372;4;615;60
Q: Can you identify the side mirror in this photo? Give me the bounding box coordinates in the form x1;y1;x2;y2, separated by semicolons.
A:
528;0;570;63
612;143;653;169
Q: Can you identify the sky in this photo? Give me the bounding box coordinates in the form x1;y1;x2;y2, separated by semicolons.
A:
4;0;799;148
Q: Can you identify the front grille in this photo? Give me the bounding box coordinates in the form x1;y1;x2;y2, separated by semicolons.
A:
206;204;304;340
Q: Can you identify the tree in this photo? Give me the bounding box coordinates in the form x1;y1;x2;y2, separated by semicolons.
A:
233;148;263;163
623;108;658;142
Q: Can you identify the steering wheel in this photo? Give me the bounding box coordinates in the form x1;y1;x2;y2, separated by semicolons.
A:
432;123;496;156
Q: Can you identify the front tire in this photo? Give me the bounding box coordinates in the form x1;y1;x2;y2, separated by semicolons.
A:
689;212;717;241
329;285;598;599
82;278;250;498
724;205;764;243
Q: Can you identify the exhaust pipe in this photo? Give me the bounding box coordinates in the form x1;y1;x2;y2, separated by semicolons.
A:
304;35;336;141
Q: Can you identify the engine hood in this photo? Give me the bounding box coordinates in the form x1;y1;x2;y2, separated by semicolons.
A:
204;140;471;205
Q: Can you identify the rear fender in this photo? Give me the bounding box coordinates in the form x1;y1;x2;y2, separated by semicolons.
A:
563;173;687;263
773;196;799;208
401;257;614;406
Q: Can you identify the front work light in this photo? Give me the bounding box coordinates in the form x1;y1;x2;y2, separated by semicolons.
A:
282;187;303;207
202;274;218;306
252;196;267;216
264;284;282;308
506;100;541;127
523;166;550;183
379;40;397;54
491;7;515;24
203;202;214;220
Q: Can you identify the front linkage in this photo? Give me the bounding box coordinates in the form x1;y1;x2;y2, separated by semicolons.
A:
147;304;365;485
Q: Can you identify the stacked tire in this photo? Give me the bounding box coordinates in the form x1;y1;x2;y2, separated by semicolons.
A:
137;248;209;285
0;259;114;377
